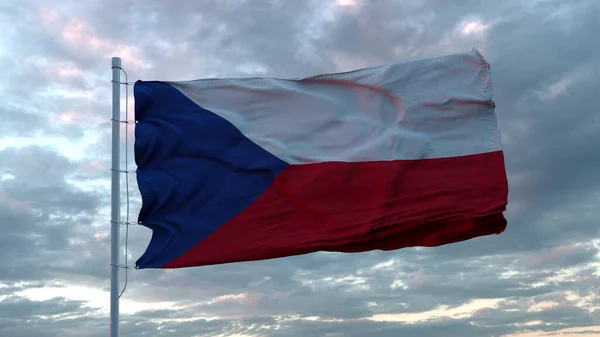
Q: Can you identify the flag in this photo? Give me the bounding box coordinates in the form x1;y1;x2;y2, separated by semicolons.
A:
133;49;508;269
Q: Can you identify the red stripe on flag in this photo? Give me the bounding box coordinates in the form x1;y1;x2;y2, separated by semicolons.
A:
165;151;508;268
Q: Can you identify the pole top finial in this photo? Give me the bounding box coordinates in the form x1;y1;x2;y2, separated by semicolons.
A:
112;57;122;68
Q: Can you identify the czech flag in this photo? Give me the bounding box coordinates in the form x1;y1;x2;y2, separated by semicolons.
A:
133;49;508;269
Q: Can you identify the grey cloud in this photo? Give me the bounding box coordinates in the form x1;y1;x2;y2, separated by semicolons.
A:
0;102;48;137
263;318;512;337
0;146;103;282
1;146;73;184
473;304;596;329
0;295;106;337
2;0;600;336
0;295;88;318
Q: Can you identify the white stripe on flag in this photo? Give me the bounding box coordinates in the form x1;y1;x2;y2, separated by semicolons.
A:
167;49;501;164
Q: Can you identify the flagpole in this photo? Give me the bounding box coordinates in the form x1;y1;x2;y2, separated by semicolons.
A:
110;57;122;337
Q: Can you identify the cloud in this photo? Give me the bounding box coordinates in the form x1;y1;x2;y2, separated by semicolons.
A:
0;146;104;283
1;0;600;336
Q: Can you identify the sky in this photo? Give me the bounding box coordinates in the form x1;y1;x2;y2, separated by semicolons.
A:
1;0;600;336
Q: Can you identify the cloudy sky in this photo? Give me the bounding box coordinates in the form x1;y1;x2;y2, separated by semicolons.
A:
1;0;600;336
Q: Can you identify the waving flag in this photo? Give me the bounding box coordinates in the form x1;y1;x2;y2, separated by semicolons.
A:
133;49;508;269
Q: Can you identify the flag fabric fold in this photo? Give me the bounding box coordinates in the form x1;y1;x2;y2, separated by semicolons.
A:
133;49;508;269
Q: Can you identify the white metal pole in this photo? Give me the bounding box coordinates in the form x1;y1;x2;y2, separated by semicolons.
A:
110;57;121;337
